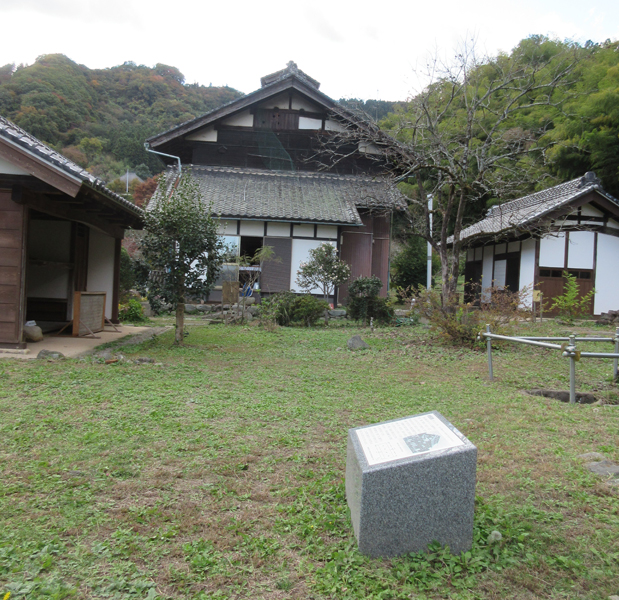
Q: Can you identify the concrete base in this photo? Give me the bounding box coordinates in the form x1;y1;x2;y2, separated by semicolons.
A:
0;325;153;360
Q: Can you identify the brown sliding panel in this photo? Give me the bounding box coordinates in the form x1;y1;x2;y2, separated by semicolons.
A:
0;190;27;347
261;237;292;293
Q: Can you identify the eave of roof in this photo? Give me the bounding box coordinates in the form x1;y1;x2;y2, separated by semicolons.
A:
454;173;619;245
152;166;405;225
0;115;144;222
146;73;354;148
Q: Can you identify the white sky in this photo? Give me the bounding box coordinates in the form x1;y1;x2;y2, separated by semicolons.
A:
1;0;618;101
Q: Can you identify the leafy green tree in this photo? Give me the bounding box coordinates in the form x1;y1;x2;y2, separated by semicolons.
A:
139;174;225;344
295;242;351;301
391;235;438;292
295;242;351;324
323;37;580;308
347;276;394;326
546;41;619;196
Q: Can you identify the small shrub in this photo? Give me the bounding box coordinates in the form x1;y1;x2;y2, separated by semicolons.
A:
290;295;330;327
410;284;529;347
548;271;595;323
118;298;147;323
258;292;329;327
347;276;394;325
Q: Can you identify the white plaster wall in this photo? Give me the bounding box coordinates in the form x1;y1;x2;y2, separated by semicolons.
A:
293;223;314;238
358;142;381;155
290;239;336;293
519;238;536;307
220;110;254;127
474;247;483;261
539;233;566;267
317;225;337;239
87;229;115;319
493;260;507;288
607;218;619;230
26;220;72;299
0;156;29;175
325;120;346;132
508;241;521;253
594;234;619;314
27;267;70;299
494;242;506;255
581;204;603;217
567;231;595;269
466;248;474;261
299;116;322;130
217;220;238;235
258;93;289;110
481;245;494;301
185;126;218;142
239;220;264;236
266;222;290;237
290;95;321;111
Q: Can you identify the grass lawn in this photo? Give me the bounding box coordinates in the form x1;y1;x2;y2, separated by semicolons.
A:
1;320;618;599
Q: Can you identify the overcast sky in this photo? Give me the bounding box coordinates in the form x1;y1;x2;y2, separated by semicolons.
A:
1;0;618;101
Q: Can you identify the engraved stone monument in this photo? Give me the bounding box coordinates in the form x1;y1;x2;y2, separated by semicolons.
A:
345;411;477;558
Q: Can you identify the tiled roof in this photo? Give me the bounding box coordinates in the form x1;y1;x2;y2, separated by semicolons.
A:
458;172;619;242
156;165;406;225
0;115;143;219
260;61;320;89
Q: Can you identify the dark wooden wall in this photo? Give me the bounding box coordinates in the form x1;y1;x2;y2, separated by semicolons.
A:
261;237;292;293
0;190;27;347
338;212;390;302
161;128;381;175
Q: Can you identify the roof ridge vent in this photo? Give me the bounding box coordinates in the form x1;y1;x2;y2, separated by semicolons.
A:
579;171;600;188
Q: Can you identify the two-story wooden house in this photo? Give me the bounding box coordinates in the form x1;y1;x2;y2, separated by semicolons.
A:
146;62;405;303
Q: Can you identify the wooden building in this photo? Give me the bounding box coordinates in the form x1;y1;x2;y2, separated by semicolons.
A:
0;116;143;349
146;62;405;303
459;172;619;315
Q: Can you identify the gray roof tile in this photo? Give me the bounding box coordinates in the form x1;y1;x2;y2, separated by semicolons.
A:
156;165;406;225
458;172;619;243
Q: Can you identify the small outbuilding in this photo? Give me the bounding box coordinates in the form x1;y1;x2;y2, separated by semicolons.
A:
0;116;143;349
459;172;619;315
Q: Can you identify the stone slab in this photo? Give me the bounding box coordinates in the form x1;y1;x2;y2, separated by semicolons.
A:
346;411;477;558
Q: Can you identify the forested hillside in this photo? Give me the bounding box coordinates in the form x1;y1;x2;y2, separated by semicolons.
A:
1;39;618;203
381;37;619;200
0;54;242;182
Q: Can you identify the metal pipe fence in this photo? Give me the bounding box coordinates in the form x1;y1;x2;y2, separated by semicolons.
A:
480;326;619;404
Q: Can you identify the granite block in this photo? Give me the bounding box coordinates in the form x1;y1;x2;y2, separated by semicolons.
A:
346;411;477;558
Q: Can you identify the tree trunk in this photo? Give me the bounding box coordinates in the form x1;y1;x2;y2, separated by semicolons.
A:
439;246;460;311
175;303;185;344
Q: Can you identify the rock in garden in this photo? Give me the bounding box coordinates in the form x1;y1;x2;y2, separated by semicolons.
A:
37;349;64;360
196;304;211;312
23;325;44;342
135;357;155;364
347;335;369;351
184;304;199;314
329;309;346;318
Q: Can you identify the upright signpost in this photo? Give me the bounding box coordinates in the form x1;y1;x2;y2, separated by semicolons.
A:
346;411;477;558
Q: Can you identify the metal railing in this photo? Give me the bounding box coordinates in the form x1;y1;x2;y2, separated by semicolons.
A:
480;325;619;404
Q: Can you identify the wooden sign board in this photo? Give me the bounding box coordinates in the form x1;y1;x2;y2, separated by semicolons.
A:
73;291;106;337
532;290;541;302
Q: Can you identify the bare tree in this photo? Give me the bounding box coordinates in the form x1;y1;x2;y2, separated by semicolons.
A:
316;37;581;307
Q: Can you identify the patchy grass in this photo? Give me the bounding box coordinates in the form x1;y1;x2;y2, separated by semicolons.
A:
1;321;618;599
